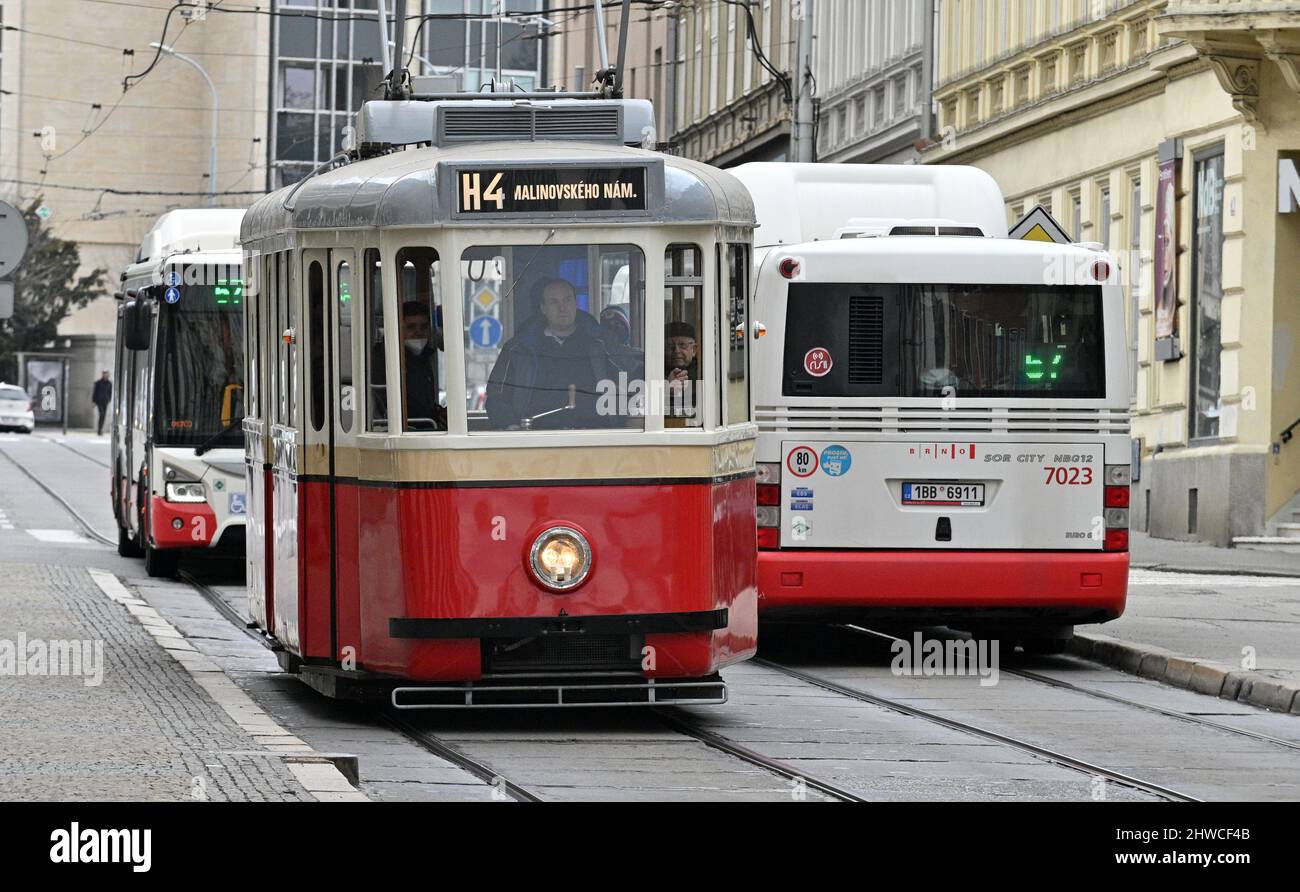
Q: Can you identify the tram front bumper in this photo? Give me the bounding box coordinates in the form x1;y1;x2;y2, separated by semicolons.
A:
388;608;729;639
758;549;1128;623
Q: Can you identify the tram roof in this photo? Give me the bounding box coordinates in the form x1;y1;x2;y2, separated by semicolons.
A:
242;141;755;244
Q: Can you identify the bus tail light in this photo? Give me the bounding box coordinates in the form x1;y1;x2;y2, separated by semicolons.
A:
756;463;780;550
1103;465;1130;551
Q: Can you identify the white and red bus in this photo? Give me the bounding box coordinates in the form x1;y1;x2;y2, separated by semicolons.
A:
733;163;1131;652
112;210;248;577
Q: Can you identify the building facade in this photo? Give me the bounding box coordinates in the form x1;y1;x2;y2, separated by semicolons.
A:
269;0;546;188
0;0;270;426
927;0;1300;546
814;0;936;164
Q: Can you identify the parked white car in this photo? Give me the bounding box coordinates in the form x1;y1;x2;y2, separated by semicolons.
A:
0;384;36;433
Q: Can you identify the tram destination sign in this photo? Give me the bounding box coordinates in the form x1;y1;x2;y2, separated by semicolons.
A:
455;166;650;217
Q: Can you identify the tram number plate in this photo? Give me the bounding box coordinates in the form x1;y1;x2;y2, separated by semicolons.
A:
902;482;985;507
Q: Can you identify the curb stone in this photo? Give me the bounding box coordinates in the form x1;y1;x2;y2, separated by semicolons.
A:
1069;631;1300;714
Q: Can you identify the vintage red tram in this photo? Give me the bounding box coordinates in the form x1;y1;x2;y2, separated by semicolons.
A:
240;95;759;706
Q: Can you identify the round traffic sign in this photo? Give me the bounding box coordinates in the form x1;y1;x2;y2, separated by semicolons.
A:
786;445;819;478
0;200;30;277
469;315;502;349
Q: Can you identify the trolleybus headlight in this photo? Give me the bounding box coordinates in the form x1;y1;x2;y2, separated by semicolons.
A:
165;481;206;503
528;526;592;591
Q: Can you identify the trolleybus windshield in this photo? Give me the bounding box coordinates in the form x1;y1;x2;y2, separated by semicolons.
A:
153;278;245;447
464;243;646;432
783;282;1104;400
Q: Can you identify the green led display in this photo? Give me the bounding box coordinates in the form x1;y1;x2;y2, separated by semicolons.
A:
213;278;244;306
1024;351;1064;381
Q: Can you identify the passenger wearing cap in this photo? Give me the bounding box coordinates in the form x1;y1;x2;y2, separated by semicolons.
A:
486;277;638;430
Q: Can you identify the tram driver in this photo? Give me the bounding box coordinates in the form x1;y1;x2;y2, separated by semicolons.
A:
486;277;634;430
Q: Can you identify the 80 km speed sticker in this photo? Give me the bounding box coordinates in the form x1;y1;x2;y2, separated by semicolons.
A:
786;445;819;478
803;347;833;377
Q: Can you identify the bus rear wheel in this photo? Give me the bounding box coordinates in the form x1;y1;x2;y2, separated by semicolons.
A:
144;543;179;578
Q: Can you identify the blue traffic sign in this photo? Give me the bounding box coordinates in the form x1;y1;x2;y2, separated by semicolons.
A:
469;315;502;349
164;286;181;304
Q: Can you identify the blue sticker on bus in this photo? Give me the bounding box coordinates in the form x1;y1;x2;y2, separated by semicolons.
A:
820;445;852;476
790;500;815;511
791;487;814;498
164;286;181;304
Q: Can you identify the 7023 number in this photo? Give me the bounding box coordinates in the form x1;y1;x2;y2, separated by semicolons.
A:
1044;466;1093;485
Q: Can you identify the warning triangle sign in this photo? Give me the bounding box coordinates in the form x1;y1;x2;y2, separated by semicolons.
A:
1008;205;1073;244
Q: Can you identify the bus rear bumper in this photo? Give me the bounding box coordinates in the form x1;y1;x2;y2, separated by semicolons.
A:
758;549;1128;623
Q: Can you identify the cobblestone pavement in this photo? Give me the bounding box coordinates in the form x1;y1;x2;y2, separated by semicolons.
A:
0;562;313;802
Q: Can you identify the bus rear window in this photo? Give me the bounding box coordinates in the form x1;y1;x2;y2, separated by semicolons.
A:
783;283;1104;399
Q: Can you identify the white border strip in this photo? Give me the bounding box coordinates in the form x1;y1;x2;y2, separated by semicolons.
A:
87;568;367;802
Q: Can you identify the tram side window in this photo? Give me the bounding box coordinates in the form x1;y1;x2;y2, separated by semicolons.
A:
469;243;646;432
723;243;749;426
664;244;704;426
395;247;446;432
286;253;299;429
364;249;388;432
308;261;326;432
337;260;354;433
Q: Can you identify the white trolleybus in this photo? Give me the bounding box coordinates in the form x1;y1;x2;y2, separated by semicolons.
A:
112;209;249;577
733;164;1131;652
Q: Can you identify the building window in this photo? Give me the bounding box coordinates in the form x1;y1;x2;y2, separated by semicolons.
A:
1190;145;1226;440
1128;174;1142;397
964;88;979;125
1069;42;1088;85
1098;185;1111;249
1014;65;1030;105
1070;190;1082;241
271;1;543;188
990;78;1004;115
1041;55;1058;95
854;96;866;135
894;76;908;117
1101;30;1119;72
875;86;887;127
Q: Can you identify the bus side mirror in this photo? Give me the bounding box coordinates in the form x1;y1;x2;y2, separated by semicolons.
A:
123;299;151;351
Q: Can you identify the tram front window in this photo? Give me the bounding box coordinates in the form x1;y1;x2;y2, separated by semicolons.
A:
154;278;245;448
465;244;646;432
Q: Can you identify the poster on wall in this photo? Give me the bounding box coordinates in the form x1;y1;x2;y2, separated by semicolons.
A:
1153;139;1182;361
22;355;67;426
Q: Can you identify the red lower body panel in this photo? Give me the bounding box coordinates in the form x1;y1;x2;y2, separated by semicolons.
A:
280;478;757;684
758;549;1128;620
149;496;218;549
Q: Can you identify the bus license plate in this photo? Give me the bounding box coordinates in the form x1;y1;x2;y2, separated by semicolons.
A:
902;482;985;507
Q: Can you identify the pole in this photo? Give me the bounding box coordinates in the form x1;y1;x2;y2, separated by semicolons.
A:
613;0;632;97
60;357;68;436
593;0;611;77
791;0;815;163
376;0;393;78
151;43;218;206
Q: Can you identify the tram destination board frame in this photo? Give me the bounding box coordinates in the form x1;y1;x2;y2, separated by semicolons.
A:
447;160;663;222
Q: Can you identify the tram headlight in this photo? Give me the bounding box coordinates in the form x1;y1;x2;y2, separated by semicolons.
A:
528;526;592;591
165;481;206;503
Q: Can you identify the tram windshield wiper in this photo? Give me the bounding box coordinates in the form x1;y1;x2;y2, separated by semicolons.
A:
194;418;243;457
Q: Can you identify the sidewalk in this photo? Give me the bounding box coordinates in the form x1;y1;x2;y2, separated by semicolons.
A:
1069;532;1300;714
1131;530;1300;577
0;561;322;801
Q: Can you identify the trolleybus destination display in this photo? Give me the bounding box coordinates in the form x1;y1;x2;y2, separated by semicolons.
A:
456;166;649;215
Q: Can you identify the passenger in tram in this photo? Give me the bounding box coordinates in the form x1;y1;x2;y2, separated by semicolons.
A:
486;277;631;430
399;300;446;430
665;320;699;416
